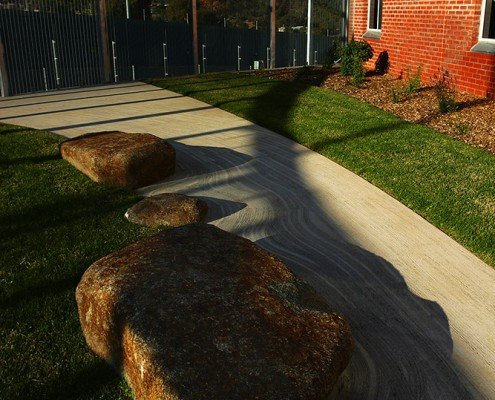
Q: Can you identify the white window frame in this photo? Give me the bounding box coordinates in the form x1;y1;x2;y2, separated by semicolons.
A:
479;0;495;43
367;0;382;32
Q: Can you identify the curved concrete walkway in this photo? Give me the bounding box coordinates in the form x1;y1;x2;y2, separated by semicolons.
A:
1;82;495;399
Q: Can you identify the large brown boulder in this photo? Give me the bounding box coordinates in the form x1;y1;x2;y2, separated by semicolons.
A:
76;224;353;400
60;131;175;188
125;193;208;227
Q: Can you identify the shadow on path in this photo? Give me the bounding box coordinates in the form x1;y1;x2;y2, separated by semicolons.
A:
241;69;474;399
147;70;476;399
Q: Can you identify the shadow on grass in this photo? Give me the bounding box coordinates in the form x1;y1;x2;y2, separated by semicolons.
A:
0;191;134;239
0;275;77;308
21;361;125;400
0;154;60;166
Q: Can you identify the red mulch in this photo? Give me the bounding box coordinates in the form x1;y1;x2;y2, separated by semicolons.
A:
249;67;495;155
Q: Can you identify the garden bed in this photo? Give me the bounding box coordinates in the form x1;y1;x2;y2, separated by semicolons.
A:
251;67;495;155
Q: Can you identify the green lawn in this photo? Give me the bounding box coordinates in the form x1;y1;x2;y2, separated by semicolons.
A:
0;124;158;399
148;71;495;267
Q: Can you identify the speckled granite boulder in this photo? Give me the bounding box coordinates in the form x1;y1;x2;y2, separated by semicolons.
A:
76;223;353;400
60;131;175;188
125;193;208;227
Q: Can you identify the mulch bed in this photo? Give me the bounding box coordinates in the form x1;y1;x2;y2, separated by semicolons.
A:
250;67;495;155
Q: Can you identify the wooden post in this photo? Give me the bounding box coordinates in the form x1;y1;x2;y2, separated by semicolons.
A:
98;0;112;83
270;0;276;69
0;34;9;97
192;0;199;74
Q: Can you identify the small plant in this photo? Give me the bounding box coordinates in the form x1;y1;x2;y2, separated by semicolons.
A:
323;41;339;68
433;68;458;114
339;38;373;82
390;87;400;103
403;65;422;93
454;123;469;136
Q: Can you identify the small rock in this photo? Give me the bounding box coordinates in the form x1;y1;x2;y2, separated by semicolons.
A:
125;193;208;227
60;131;175;188
76;223;354;400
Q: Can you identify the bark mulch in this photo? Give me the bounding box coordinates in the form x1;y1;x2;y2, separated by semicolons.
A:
250;67;495;155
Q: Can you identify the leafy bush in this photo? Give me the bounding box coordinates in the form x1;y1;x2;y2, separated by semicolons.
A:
350;54;365;86
339;39;373;77
433;68;458;114
403;65;422;93
375;51;390;75
323;41;339;68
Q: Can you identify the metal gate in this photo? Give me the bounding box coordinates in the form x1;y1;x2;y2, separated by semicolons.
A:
0;0;345;97
0;1;103;95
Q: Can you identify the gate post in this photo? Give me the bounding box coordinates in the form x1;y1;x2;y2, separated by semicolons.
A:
192;0;199;74
98;0;112;83
270;0;276;68
0;34;9;97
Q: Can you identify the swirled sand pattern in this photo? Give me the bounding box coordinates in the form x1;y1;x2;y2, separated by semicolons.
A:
1;82;494;399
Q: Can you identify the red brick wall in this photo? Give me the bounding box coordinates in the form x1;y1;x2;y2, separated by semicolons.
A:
348;0;495;97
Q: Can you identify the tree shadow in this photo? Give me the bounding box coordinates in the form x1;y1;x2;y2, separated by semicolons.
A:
0;190;134;239
239;68;475;398
21;361;125;400
147;141;253;184
198;196;247;223
0;276;76;308
139;68;477;398
0;154;59;166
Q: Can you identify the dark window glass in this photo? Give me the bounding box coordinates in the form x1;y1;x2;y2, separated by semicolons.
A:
483;0;495;39
369;0;382;30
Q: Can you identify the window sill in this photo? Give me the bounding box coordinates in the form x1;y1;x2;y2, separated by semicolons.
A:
471;40;495;54
363;30;381;39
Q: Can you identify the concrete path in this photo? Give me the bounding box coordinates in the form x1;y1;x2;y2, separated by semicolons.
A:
1;82;495;399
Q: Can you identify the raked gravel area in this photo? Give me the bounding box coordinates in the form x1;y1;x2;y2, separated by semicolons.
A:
1;82;495;400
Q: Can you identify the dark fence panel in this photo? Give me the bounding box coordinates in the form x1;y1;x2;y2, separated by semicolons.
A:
198;25;270;72
0;6;344;96
108;19;194;81
0;7;102;95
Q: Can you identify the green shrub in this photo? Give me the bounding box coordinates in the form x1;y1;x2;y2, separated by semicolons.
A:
433;68;458;114
339;39;373;77
323;41;339;68
350;54;365;86
403;65;422;93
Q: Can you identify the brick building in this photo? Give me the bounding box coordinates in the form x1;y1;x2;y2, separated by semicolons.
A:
348;0;495;97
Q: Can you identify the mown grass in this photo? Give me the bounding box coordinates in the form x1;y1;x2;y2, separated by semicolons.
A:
148;71;495;267
0;124;158;399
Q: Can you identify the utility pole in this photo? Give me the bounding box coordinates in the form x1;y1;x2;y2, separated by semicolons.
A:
192;0;199;73
270;0;276;69
306;0;312;65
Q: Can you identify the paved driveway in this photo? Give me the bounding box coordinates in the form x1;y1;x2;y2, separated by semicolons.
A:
1;82;494;399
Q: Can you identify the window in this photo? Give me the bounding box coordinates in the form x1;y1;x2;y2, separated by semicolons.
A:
481;0;495;40
368;0;382;30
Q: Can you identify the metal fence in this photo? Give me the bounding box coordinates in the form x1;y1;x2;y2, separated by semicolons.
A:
0;0;344;97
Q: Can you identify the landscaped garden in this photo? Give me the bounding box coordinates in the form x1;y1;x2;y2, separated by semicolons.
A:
2;44;495;398
0;124;156;399
148;69;495;268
